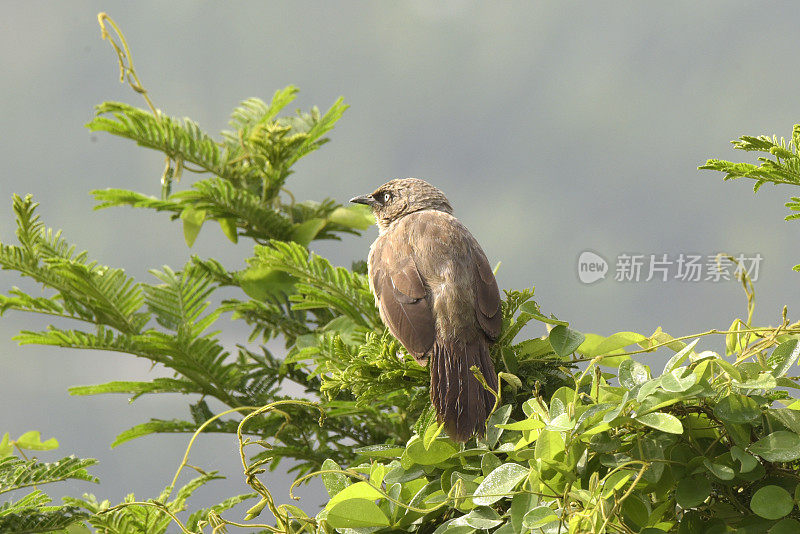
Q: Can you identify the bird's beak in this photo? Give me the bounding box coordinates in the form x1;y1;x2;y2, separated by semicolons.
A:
350;194;377;207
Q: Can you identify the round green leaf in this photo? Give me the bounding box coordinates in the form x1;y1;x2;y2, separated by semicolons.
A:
713;394;761;424
619;358;650;390
771;518;800;534
621;494;649;529
325;498;390;528
676;476;712;508
703;459;734;480
456;507;503;529
325;481;384;509
548;325;585;358
635;412;683;434
750;485;794;520
472;463;529;505
522;506;558;529
750;431;800;462
320;459;347;498
733;372;778;391
404;436;458;466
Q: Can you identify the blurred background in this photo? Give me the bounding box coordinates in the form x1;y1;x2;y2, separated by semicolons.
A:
2;0;800;518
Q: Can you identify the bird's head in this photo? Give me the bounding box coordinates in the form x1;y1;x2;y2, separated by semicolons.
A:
350;178;453;232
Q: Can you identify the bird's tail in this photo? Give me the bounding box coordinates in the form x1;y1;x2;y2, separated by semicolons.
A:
429;339;498;442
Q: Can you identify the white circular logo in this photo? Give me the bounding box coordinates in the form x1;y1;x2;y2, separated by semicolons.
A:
577;251;608;284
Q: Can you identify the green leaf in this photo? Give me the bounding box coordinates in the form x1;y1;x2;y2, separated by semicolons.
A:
703;459;734;480
15;431;59;451
403;436;458;466
510;492;537;533
588;331;648;358
751;485;794;520
732;372;778;392
601;470;633;498
497;418;545;431
180;207;206;247
328;205;374;230
431;519;475;534
481;453;502;476
731;445;759;473
290;218;326;246
771;339;800;378
621;494;649;529
635;412;683;434
453;507;503;529
522;505;558;529
320;458;348;498
660;368;697;392
534;429;564;461
238;266;295;301
663;338;699;374
218;217;238;243
714;394;761;423
354;444;405;459
472;462;529;505
484;404;512;448
519;301;568;326
325;481;384;509
0;433;11;457
547;413;575;432
750;431;800;462
769;408;800;434
771;518;800;534
111;419;199;447
326;498;390;528
548;325;585;358
423;421;444;450
618;359;650;390
675;476;712;508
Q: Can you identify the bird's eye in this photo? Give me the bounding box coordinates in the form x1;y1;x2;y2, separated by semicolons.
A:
380;192;392;204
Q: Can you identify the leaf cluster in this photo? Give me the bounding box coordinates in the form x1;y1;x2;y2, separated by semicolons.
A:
299;322;800;533
0;431;97;533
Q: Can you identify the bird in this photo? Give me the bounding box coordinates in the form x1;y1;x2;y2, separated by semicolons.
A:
350;178;501;441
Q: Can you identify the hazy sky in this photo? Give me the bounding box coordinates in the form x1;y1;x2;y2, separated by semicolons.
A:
3;1;800;520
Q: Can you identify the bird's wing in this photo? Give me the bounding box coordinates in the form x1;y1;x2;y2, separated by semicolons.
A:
470;238;503;341
370;238;435;361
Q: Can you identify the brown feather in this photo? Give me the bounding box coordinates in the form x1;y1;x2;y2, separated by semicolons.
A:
430;340;498;441
360;178;503;442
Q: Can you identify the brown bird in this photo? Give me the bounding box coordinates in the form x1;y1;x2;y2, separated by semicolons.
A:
351;178;501;441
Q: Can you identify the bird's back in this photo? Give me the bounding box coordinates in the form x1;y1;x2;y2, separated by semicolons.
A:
368;208;502;440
